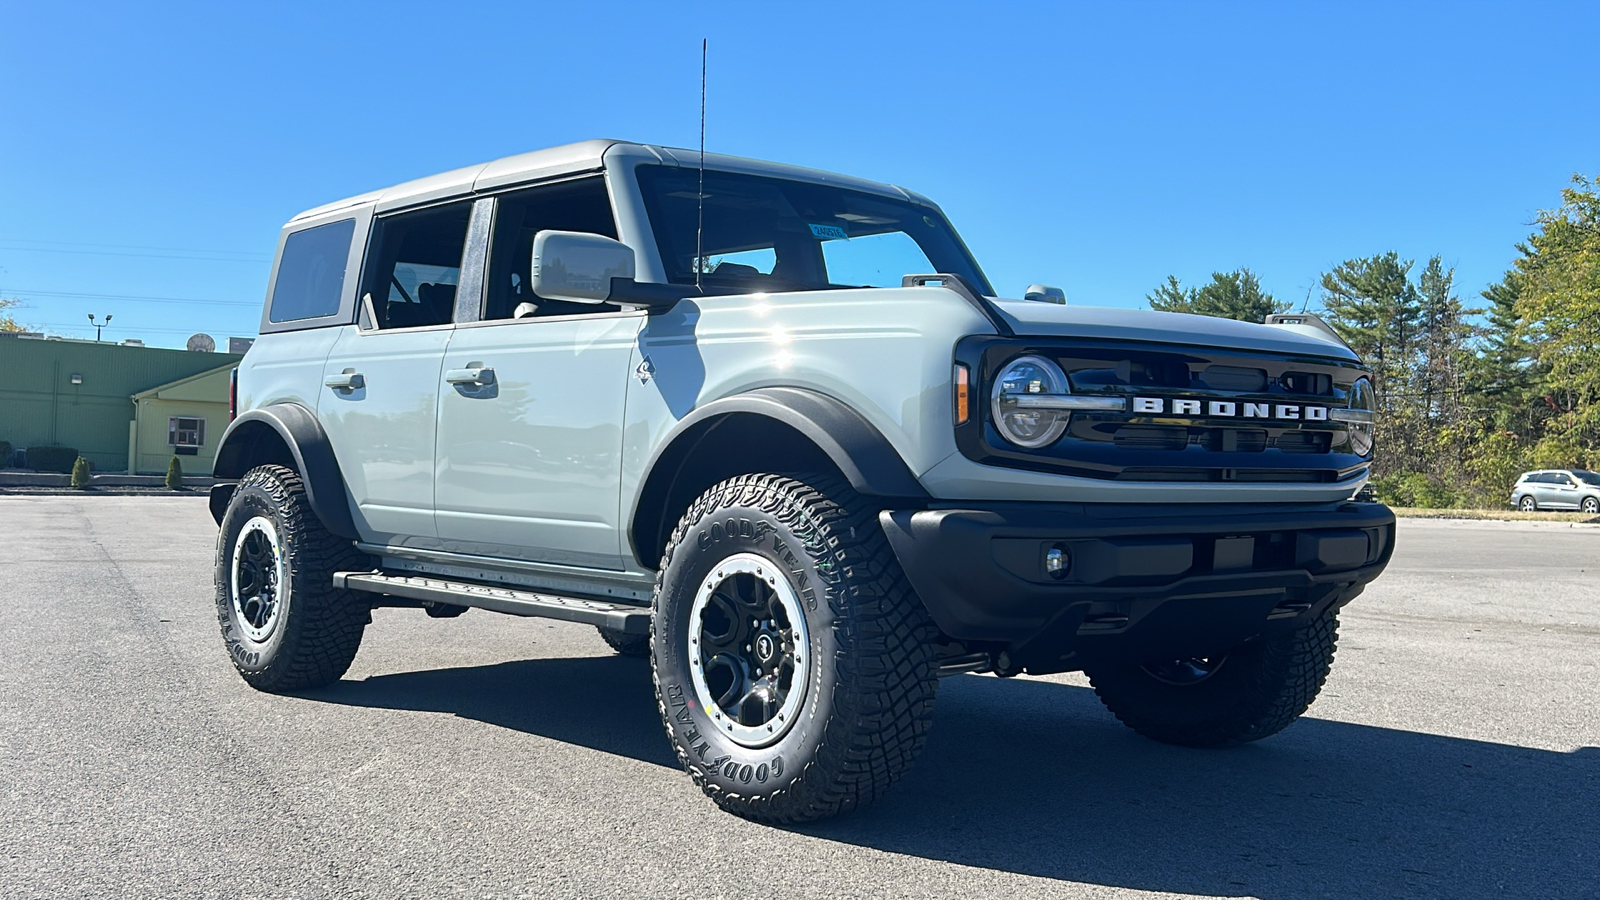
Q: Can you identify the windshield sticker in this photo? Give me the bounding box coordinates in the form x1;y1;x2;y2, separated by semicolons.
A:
808;223;850;241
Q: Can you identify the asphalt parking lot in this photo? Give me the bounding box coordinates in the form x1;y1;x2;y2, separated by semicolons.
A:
2;497;1595;899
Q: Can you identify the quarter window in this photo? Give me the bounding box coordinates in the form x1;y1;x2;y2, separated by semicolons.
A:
268;218;356;323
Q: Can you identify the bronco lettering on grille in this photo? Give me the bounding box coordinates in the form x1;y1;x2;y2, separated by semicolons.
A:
1133;397;1330;421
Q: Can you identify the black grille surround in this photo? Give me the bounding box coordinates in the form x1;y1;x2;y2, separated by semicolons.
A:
955;335;1373;483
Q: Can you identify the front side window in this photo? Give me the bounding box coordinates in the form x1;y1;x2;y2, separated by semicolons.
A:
361;202;472;329
269;218;355;322
484;178;619;320
169;417;205;447
635;165;992;295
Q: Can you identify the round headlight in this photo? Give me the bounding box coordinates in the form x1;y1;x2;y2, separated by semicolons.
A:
1346;377;1376;456
991;355;1071;448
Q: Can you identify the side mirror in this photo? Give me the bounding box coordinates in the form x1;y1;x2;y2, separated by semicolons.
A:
531;231;637;304
1023;284;1066;304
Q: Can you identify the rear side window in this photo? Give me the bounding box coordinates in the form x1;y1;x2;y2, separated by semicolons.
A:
361;202;472;329
269;219;356;323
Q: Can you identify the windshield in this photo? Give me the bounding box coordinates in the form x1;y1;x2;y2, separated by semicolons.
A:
1573;470;1600;486
636;165;992;295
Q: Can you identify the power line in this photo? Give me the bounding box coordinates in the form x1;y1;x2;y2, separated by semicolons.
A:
0;244;271;264
1;288;259;307
29;321;257;336
0;236;269;258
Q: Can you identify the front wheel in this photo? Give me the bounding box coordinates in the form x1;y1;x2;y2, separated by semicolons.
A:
1085;609;1340;748
1582;497;1599;514
650;473;939;823
214;464;371;692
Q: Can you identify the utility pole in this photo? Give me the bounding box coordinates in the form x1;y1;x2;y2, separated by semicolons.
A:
87;313;112;342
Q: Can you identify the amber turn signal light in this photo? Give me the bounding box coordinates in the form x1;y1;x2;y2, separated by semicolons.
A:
954;364;971;425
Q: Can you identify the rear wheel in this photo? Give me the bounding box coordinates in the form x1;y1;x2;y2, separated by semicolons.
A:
650;473;939;823
214;464;370;692
1086;609;1339;748
1520;495;1538;511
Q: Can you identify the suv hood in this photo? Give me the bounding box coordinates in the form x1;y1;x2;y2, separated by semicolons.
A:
989;298;1360;363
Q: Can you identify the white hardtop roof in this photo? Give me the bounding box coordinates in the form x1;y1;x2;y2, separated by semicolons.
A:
287;140;924;224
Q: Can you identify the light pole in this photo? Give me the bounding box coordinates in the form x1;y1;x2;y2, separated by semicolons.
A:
87;313;112;342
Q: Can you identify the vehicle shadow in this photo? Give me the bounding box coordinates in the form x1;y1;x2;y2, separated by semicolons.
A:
307;657;1598;898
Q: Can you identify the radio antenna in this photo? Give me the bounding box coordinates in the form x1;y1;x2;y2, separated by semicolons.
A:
696;37;706;292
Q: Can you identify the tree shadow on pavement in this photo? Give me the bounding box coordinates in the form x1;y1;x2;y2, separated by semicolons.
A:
307;657;1598;899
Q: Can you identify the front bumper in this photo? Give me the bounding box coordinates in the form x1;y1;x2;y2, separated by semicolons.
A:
880;500;1394;673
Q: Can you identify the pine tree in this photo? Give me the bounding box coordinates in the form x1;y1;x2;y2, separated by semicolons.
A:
1147;269;1288;322
165;455;184;491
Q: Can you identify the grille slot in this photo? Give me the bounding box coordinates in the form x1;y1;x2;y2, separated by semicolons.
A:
1276;432;1332;454
1199;428;1268;453
1199;365;1268;392
1113;425;1189;451
1280;371;1333;395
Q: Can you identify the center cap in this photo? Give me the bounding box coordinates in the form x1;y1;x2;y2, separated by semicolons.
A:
755;633;777;664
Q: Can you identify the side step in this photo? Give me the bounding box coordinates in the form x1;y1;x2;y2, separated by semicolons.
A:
333;572;651;635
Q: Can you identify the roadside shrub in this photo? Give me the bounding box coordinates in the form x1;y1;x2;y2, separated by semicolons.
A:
0;440;12;467
27;445;80;474
1372;471;1466;508
165;455;183;491
70;456;92;489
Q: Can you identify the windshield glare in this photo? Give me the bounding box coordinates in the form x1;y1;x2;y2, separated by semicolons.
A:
636;165;992;295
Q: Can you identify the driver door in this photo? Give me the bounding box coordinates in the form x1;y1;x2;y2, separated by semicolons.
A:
432;178;643;570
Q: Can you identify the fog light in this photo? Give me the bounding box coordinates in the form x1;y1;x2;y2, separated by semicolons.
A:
1045;545;1070;579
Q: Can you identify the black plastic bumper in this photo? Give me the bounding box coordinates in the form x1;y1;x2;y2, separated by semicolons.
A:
880;500;1394;671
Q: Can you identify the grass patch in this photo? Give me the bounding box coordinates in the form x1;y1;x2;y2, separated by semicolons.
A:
1390;507;1600;524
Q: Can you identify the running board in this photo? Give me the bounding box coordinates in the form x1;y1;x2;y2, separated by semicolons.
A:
333;572;650;635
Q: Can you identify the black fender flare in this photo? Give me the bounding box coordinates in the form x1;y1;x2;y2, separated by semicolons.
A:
210;403;358;540
628;386;928;567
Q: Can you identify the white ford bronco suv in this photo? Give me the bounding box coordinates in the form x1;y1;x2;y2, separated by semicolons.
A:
210;139;1393;823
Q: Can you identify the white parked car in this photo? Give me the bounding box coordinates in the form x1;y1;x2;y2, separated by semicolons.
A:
208;140;1394;822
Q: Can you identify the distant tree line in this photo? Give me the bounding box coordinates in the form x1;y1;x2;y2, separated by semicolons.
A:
1147;175;1600;507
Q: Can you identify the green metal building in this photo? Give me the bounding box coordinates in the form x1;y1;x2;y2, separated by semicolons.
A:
0;333;244;474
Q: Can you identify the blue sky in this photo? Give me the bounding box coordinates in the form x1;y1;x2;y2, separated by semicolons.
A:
2;0;1595;348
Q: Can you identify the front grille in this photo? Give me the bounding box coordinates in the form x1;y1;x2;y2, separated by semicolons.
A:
956;335;1372;483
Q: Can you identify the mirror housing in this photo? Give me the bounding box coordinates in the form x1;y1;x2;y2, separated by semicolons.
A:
531;231;636;304
531;230;692;310
1023;284;1067;304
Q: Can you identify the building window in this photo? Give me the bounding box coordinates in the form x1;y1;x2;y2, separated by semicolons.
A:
169;417;206;448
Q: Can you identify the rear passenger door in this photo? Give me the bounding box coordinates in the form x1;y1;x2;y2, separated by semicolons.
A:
317;200;475;543
432;178;643;570
1548;473;1581;509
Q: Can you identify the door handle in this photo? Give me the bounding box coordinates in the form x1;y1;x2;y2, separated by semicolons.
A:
325;370;364;391
445;365;495;387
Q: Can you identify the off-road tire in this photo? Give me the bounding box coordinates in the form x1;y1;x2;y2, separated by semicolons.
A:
214;464;370;692
596;625;650;657
650;473;939;823
1086;609;1340;748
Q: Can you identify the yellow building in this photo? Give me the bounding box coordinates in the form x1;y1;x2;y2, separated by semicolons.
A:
128;364;235;475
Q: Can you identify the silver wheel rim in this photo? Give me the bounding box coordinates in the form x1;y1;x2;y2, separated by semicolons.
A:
1521;497;1536;511
687;553;811;748
231;516;286;642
